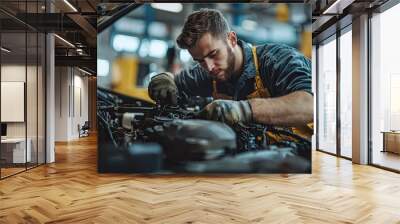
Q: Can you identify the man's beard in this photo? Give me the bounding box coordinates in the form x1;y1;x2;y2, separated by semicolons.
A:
224;46;236;82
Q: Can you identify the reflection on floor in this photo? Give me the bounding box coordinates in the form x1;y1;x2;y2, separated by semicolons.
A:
0;167;25;178
0;163;40;178
373;150;400;171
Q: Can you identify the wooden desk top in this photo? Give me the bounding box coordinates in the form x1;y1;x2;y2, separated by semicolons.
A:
381;131;400;134
1;138;30;143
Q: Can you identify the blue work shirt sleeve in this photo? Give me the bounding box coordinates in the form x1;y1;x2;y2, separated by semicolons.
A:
174;64;213;101
258;44;312;97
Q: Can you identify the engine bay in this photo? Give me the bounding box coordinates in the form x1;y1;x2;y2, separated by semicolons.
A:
97;87;311;173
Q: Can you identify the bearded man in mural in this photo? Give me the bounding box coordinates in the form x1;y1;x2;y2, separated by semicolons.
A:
148;8;313;141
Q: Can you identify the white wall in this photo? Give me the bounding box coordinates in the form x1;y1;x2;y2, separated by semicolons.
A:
54;67;89;141
73;73;89;137
1;64;46;164
55;67;69;141
1;65;26;138
1;65;42;138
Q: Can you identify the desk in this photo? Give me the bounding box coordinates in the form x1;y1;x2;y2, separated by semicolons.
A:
382;131;400;154
1;138;31;163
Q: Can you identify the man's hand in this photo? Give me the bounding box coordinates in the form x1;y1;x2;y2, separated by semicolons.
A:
199;99;253;126
148;72;178;105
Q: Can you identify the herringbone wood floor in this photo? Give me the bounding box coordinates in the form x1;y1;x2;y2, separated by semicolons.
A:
1;134;400;224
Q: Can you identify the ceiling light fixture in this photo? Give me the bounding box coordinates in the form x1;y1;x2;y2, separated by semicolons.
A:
78;67;92;76
150;3;183;13
63;0;78;12
54;34;75;48
1;47;11;53
322;0;354;15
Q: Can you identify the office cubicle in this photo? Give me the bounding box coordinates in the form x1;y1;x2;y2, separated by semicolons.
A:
0;1;46;179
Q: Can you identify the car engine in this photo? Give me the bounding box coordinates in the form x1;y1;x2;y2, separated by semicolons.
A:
97;87;311;173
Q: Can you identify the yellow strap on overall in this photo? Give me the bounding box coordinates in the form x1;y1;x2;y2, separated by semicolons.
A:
247;46;270;99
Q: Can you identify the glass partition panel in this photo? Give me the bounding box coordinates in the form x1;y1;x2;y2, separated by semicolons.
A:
1;25;28;178
0;0;46;179
27;30;38;169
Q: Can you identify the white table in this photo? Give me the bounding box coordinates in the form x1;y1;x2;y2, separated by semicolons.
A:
1;138;31;163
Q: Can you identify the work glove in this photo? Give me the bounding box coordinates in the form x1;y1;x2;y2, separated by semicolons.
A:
199;99;253;126
148;72;178;105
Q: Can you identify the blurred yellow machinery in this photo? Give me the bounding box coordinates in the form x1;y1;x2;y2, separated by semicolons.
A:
275;3;311;59
276;3;289;23
300;31;312;59
111;56;154;103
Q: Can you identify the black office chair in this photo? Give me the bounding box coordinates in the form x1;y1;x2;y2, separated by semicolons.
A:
79;121;90;138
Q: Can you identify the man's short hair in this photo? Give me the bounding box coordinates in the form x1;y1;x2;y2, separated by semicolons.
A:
176;8;230;49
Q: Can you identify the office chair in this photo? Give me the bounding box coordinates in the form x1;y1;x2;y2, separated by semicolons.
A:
79;121;90;138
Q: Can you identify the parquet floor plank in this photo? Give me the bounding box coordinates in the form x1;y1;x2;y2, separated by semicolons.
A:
1;134;399;223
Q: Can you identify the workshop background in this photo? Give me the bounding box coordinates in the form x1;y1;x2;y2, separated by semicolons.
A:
97;3;311;102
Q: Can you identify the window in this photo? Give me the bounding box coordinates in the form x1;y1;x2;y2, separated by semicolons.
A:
317;36;337;154
371;3;400;171
339;28;352;158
